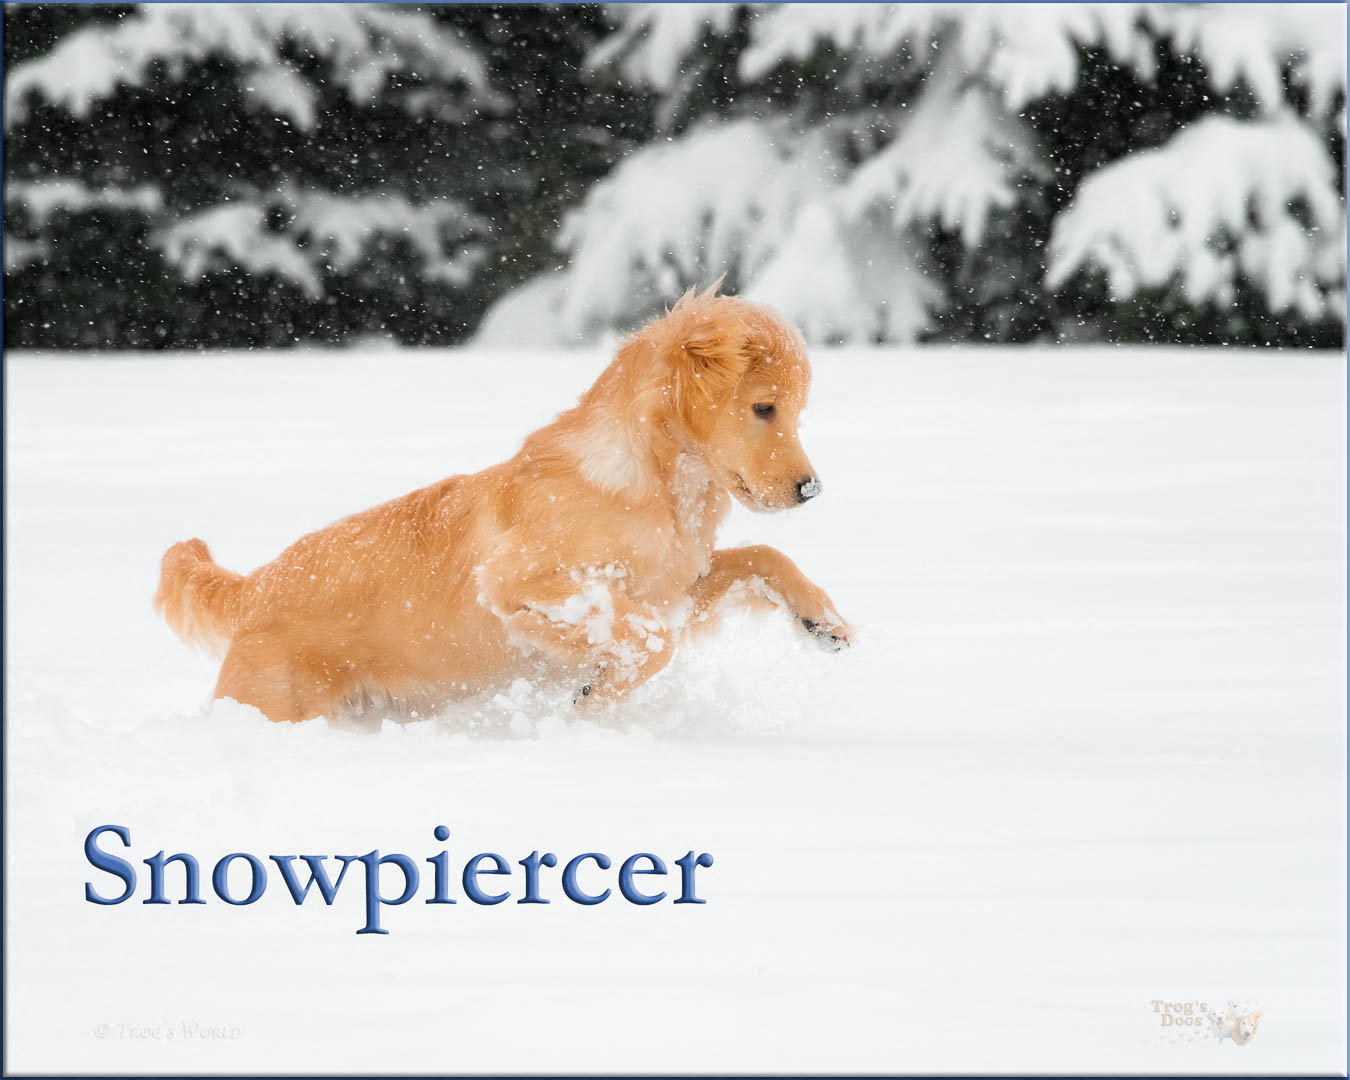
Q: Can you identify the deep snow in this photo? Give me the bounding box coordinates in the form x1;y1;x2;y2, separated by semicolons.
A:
5;344;1345;1073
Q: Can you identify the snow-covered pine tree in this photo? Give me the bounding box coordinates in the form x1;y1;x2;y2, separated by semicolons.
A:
532;3;1345;347
5;4;493;345
4;4;647;347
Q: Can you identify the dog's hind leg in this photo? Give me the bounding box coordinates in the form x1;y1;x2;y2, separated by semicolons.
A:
213;626;350;724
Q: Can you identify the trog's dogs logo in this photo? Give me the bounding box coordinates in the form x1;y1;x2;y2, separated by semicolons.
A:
1151;999;1263;1046
1205;1001;1264;1046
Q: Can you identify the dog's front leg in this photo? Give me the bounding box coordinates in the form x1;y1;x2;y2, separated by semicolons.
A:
483;573;674;704
690;545;852;650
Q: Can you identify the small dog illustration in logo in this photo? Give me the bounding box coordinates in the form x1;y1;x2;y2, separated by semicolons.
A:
1205;1002;1263;1046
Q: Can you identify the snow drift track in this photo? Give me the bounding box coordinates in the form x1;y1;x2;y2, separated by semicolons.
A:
5;345;1345;1073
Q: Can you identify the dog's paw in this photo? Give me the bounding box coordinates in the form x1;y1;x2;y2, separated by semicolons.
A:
800;616;852;652
573;663;607;706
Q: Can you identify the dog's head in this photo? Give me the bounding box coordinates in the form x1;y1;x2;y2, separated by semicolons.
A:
637;287;820;513
1235;1010;1262;1045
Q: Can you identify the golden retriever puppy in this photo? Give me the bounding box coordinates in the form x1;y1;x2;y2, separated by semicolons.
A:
155;286;851;723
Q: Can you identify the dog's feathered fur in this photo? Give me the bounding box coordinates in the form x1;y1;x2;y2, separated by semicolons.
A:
155;287;851;723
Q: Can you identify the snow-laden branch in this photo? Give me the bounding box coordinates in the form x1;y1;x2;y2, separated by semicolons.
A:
555;119;844;334
6;179;163;226
589;3;1343;122
5;4;505;129
840;60;1044;246
158;203;324;297
157;187;489;297
1046;114;1345;319
551;109;950;344
4;179;166;272
741;3;1160;109
740;4;948;80
963;4;1160;109
1159;4;1346;128
746;203;943;344
586;4;740;91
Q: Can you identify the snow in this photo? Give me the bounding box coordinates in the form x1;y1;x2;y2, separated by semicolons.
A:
738;4;927;77
739;4;1162;108
3;4;500;128
157;186;487;298
557;3;1347;344
555;119;844;335
745;202;940;344
472;270;582;350
6;178;163;227
5;179;165;273
586;3;740;91
604;2;1346;123
1047;114;1346;321
157;202;326;299
241;60;318;130
1163;3;1347;126
5;344;1344;1073
965;4;1161;110
840;57;1044;248
530;567;623;647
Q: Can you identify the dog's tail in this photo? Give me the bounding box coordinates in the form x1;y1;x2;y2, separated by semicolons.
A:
153;538;244;657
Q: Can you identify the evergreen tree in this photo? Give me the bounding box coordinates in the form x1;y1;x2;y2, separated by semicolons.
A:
542;3;1345;346
6;4;1345;350
3;3;649;348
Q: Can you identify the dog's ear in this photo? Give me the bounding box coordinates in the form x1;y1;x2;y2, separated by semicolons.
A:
663;296;750;432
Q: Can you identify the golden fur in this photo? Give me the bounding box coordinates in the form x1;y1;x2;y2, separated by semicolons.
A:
154;287;851;723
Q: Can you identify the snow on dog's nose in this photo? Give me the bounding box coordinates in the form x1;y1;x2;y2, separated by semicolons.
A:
797;477;822;502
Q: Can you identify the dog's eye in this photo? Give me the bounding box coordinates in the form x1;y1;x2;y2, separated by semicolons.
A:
752;403;776;420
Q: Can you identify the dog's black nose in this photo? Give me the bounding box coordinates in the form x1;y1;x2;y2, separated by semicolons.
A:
797;477;822;502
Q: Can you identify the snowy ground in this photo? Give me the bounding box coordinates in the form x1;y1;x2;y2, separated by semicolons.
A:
5;344;1345;1073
